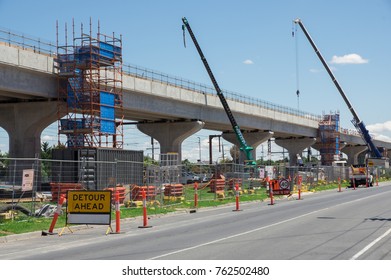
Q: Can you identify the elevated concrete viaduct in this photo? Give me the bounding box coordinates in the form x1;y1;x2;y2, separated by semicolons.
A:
1;43;390;164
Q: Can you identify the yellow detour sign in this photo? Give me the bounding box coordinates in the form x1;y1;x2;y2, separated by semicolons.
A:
66;190;112;225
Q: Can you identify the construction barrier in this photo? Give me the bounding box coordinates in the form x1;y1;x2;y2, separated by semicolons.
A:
228;178;242;190
43;194;66;235
164;184;184;197
131;185;156;201
105;186;126;204
50;182;83;202
338;177;342;192
115;191;120;233
297;175;302;200
138;189;152;228
209;179;225;193
268;180;274;205
233;183;241;212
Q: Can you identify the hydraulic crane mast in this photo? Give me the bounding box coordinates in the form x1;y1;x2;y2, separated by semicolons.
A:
293;18;383;159
182;17;255;164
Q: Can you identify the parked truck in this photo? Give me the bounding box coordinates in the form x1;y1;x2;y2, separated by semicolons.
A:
349;165;373;188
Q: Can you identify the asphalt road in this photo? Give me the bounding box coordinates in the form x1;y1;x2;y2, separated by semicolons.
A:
1;183;391;260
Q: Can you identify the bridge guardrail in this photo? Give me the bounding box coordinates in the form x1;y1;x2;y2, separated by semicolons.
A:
0;27;56;56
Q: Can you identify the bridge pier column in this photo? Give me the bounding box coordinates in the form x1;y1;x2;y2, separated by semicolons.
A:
0;101;60;158
222;130;274;163
137;120;204;164
342;145;367;165
275;137;316;166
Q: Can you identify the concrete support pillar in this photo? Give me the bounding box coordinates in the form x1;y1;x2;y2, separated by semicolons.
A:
137;120;204;164
341;145;367;165
275;137;316;166
222;130;274;163
0;101;60;158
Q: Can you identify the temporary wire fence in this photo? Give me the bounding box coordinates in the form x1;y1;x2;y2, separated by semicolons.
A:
2;158;390;220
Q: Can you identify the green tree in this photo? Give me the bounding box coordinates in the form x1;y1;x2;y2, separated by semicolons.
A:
41;141;52;160
40;142;53;182
144;155;158;166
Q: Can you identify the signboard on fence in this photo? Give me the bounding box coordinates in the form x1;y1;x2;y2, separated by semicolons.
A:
22;169;34;191
66;190;112;225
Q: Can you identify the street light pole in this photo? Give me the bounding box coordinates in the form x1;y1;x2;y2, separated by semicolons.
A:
197;137;201;162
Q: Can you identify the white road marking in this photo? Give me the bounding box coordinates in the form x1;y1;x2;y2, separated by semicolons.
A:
350;226;391;260
149;207;328;259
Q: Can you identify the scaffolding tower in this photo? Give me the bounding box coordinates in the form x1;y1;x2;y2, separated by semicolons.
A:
318;112;341;165
56;20;123;149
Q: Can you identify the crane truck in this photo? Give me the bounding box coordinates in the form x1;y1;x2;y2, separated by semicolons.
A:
182;17;255;165
293;18;389;187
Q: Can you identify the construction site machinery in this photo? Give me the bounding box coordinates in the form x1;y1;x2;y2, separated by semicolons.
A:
349;165;373;188
182;17;255;165
293;18;388;167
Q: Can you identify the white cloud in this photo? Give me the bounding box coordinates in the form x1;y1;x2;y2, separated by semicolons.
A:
243;59;254;65
330;53;369;64
367;121;391;141
367;121;391;133
41;135;55;141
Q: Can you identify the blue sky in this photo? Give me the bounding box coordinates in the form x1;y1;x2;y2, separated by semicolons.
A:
0;0;390;161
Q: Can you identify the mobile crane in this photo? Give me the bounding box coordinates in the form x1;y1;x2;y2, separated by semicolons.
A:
182;17;255;165
293;18;388;167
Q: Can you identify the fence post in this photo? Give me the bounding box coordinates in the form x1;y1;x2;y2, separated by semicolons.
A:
194;181;198;208
366;170;369;188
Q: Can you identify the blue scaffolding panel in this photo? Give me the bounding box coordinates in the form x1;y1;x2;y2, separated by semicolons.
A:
100;91;115;133
101;119;116;134
99;42;122;60
100;91;115;105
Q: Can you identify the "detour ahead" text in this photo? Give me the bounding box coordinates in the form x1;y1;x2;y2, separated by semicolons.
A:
67;191;111;213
